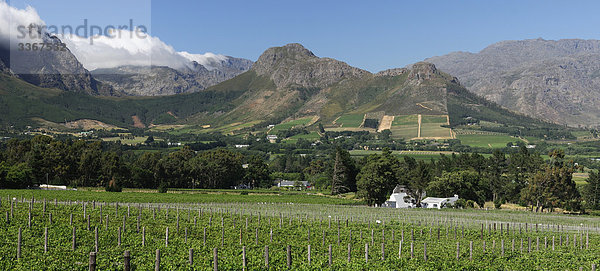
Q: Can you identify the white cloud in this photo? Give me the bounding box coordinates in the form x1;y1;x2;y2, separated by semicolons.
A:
178;51;228;71
62;29;231;71
0;1;230;71
0;1;45;46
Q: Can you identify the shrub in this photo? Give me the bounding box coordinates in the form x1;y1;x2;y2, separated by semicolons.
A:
158;183;168;193
105;178;122;192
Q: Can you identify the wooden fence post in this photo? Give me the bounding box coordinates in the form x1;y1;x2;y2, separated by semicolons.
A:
94;227;98;253
264;245;269;268
456;242;460;260
89;252;96;271
124;251;131;271
308;245;311;265
72;227;76;251
17;227;21;260
348;243;352;263
189;248;193;266
469;241;473;261
287;245;292;268
399;240;403;258
165;227;169;247
242;246;247;271
155;249;160;271
44;227;48;253
214;248;219;271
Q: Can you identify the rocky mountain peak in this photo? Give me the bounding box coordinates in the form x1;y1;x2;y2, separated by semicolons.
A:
375;68;408;77
252;43;369;89
407;62;439;84
252;43;316;75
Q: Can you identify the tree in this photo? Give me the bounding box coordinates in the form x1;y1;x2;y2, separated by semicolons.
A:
521;149;580;212
380;130;392;141
583;171;600;209
188;149;244;189
486;149;508;203
507;146;543;202
330;146;358;194
427;170;486;207
403;159;433;207
2;163;33;189
356;148;399;206
244;156;272;188
144;136;155;144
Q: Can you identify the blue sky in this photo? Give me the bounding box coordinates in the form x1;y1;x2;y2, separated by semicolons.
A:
9;0;600;72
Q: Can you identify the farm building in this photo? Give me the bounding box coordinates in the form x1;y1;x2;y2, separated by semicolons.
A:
275;180;311;189
421;195;459;209
382;185;418;208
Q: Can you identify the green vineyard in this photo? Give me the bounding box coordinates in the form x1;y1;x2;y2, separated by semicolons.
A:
0;192;599;270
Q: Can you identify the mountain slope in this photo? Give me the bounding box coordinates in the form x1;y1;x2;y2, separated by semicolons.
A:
201;44;554;130
426;38;600;127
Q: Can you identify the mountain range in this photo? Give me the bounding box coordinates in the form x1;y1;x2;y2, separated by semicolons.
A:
426;38;600;128
91;57;253;96
0;41;552;133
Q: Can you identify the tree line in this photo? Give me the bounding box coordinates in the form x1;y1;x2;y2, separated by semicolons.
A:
1;135;598;212
0;136;270;191
348;147;588;212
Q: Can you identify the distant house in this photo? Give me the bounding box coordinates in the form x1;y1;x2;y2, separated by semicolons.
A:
235;144;250;148
382;185;418;208
421;195;459;209
275;179;311;189
39;184;68;190
266;135;278;143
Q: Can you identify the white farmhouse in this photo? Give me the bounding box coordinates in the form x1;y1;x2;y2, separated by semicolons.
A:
421;195;459;209
382;185;418;208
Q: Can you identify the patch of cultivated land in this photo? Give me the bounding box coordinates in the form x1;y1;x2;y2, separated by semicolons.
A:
2;189;599;270
458;134;522;148
269;117;315;134
419;115;453;139
334;114;365;128
390;115;419;139
378;115;394;132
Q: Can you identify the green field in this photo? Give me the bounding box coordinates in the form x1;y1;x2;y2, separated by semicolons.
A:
389;126;419;139
420;123;452;138
1;189;599;270
103;136;150;145
420;115;447;124
285;131;321;143
458;134;522;148
269;117;315;134
349;150;454;161
335;114;365;128
392;115;418;126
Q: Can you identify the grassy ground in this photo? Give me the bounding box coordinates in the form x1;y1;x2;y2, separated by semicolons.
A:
284;132;321;143
103;136;150;145
420;123;452;138
0;189;359;205
335;114;364;128
269;117;315;134
349;150;455;160
392;115;418;126
458;134;522;148
420;115;447;124
389;126;419;139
